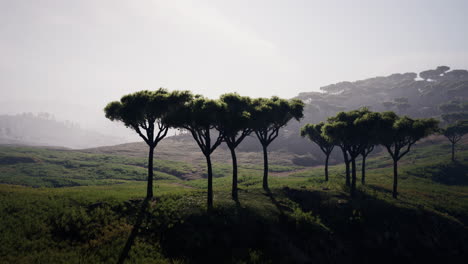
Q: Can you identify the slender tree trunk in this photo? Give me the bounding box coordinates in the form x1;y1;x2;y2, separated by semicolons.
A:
262;144;269;190
342;148;350;186
345;161;350;186
229;147;238;201
361;154;366;185
325;154;329;181
451;141;455;162
206;154;213;209
393;159;398;199
351;159;357;197
146;146;155;198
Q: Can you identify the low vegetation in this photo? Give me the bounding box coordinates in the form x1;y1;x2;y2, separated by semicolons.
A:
1;66;467;263
0;138;467;263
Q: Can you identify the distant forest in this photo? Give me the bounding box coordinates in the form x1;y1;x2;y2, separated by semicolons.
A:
0;113;123;148
1;66;467;155
233;66;468;164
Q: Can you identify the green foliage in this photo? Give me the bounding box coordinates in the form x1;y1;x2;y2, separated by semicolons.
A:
300;122;334;153
442;112;468;124
439;100;468;113
441;121;468;161
217;93;253;140
1;141;468;263
251;97;304;133
168;96;226;157
104;89;192;141
104;89;193;198
378;113;439;160
0;146;193;187
169;96;224;132
442;120;468;143
323;108;377;156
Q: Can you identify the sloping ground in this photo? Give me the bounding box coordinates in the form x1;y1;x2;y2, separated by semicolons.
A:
0;145;302;187
0;136;467;263
0;133;465;187
0;166;467;263
82;134;301;167
0;114;124;149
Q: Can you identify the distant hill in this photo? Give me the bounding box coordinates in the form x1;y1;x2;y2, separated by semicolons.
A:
0;113;125;149
264;66;468;159
85;66;468;166
3;66;466;161
295;65;468;125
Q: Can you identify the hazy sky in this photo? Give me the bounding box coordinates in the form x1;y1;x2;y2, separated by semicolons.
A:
1;0;468;135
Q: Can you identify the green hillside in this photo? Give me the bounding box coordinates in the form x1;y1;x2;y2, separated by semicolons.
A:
0;137;467;263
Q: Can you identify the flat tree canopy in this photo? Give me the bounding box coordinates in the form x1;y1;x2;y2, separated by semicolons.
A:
377;112;439;198
104;89;192;146
251;96;304;190
442;120;468;161
323;108;378;195
167;96;225;209
104;88;192;198
300;122;334;181
217;93;253;201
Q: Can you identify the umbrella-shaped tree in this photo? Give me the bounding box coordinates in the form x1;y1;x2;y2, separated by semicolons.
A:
323;108;375;196
251;97;304;191
300;122;335;181
104;89;192;198
360;145;375;185
217;93;253;201
168;96;225;210
441;121;468;161
355;111;382;185
378;112;439;198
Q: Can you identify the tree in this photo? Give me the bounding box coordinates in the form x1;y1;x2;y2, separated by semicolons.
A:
439;101;463;113
360;145;374;185
394;97;408;104
419;69;440;81
441;121;468;161
300;122;334;181
217;93;253;201
419;66;450;81
168;97;225;210
320;81;355;93
251;97;304;190
444;69;468;80
355;111;384;185
323;108;377;196
441;112;468;125
382;101;396;111
436;65;450;73
104;89;192;198
396;103;411;114
378;112;439;198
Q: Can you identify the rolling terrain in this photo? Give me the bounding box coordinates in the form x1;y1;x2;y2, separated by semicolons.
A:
1;67;467;263
0;134;467;263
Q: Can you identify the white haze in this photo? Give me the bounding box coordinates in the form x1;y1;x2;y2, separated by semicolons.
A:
1;0;468;145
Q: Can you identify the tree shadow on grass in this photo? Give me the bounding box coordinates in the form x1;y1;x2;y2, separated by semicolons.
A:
264;187;289;222
367;184;393;195
405;161;468;185
159;203;272;263
282;187;468;263
158;189;331;264
117;197;150;264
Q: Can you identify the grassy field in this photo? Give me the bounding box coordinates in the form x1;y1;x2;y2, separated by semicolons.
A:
0;142;302;187
0;137;467;263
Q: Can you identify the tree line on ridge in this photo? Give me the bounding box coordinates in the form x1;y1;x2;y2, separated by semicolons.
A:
105;88;465;209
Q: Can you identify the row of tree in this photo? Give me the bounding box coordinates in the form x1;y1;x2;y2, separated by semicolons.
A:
105;89;464;207
441;121;468;161
104;89;304;209
301;108;440;198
